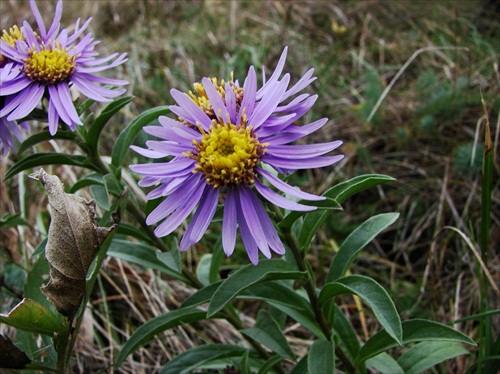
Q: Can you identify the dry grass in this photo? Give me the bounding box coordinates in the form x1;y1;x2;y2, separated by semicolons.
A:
1;0;499;373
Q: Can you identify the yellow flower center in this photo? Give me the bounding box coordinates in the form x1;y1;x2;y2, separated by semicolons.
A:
1;25;24;67
188;116;267;188
23;46;76;85
188;75;244;118
1;25;24;46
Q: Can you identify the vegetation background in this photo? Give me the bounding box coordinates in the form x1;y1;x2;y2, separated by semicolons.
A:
1;0;498;372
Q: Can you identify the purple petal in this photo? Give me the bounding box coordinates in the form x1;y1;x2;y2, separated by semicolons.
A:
6;83;44;120
245;188;285;254
130;145;165;159
170;89;212;131
267;141;342;159
48;99;59;135
254;179;316;212
202;77;228;120
57;84;82;125
154;178;206;237
239;66;257;123
248;75;289;129
263;154;344;169
235;190;259;265
222;187;237;256
0;76;33;96
282;68;316;101
238;186;271;258
180;185;219;251
130;157;194;176
47;85;72;126
257;167;324;201
264;118;328;145
225;82;237;123
257;47;288;99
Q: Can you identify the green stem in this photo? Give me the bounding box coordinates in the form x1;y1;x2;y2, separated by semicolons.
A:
284;229;356;374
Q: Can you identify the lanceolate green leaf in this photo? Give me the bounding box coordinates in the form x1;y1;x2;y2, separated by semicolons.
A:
241;310;295;361
280;174;394;230
68;173;104;193
332;304;361;363
397;341;469;373
115;308;209;368
107;239;187;282
0;299;65;336
319;275;402;344
241;282;324;338
111;106;170;170
308;339;335;374
207;260;307;317
366;353;404;374
86;96;133;153
356;319;477;364
181;282;223;309
18;130;77;154
326;213;399;283
298;199;343;250
5;153;95;180
160;344;248;374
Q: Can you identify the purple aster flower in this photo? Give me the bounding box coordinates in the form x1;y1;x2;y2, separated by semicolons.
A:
0;0;128;135
0;115;28;157
131;48;344;264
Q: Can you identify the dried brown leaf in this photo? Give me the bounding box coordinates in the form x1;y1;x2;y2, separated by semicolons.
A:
30;169;114;318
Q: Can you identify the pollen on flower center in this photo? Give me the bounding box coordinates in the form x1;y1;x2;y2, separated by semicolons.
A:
23;46;76;85
188;117;267;188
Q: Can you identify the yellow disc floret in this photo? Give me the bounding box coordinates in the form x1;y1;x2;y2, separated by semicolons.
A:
1;25;24;46
23;45;76;85
188;75;244;118
188;116;267;188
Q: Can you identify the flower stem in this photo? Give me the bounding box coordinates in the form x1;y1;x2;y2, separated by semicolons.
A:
283;228;356;373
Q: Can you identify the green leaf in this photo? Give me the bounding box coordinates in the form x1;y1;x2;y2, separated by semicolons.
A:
196;254;213;287
111;106;170;170
242;310;295;361
298;199;343;251
258;355;283;374
181;282;223;308
117;222;156;245
0;213;29;229
107;239;187;282
115;308;209;368
291;354;308;374
356;319;477;364
280;174;393;230
207;259;307;317
18;130;77;154
239;350;251;374
90;185;110;210
332;304;361;363
0;299;66;336
366;352;404;374
160;344;248;374
156;247;182;274
242;282;324;338
308;339;335;374
319;275;402;344
68;173;104;193
326;213;399;282
5;153;95;180
86;96;133;153
397;341;469;373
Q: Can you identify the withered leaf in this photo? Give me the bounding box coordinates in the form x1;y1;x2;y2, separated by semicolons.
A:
0;334;31;369
30;169;115;318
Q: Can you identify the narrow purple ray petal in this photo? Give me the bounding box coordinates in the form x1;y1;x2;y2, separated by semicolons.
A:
281;68;316;101
263;154;344;170
47;99;59;135
0;77;33;96
267;141;342;159
225;82;237;123
170;89;212;131
48;85;73;126
257;46;288;99
265;118;328;145
154;179;206;237
202;77;228;120
45;0;63;40
257;167;324;201
245;188;286;254
235;191;260;264
130;145;165;159
222;187;237;256
76;74;128;86
180;185;219;251
130;157;194;175
146;174;203;225
71;75;110;102
30;0;47;37
57;84;82;125
6;83;44;120
239;66;257;122
145;140;192;156
249;76;289;129
254;179;316;212
1;87;34;118
238;186;271;258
